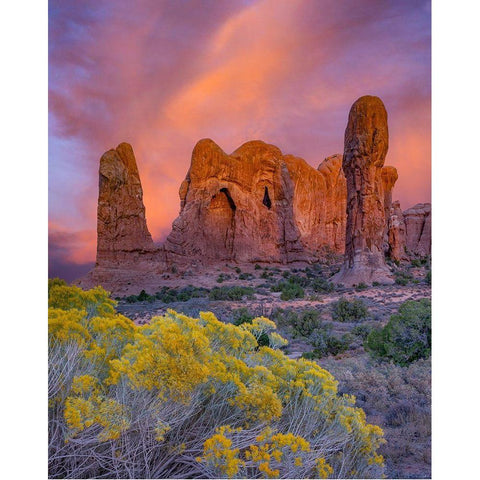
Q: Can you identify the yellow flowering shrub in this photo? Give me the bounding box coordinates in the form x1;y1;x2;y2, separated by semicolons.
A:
48;280;116;318
49;284;385;479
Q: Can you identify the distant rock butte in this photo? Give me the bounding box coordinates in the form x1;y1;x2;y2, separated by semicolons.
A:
78;99;430;292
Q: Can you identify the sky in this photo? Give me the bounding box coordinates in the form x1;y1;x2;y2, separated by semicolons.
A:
48;0;431;281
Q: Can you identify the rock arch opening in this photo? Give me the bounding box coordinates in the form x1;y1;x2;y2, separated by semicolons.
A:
204;188;236;259
220;187;236;211
263;186;272;209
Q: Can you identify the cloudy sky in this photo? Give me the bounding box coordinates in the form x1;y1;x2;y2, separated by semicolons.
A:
49;0;431;281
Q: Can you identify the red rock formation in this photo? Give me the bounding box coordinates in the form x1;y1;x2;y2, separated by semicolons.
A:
332;96;394;285
404;203;431;257
95;143;156;266
387;201;408;262
381;166;399;253
77;143;166;291
77;99;431;293
164;140;347;267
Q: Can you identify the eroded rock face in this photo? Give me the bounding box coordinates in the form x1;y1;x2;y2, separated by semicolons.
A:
388;201;408;262
78;97;431;293
381;166;399;253
404;203;431;256
164;140;347;266
96;143;156;266
332;95;394;285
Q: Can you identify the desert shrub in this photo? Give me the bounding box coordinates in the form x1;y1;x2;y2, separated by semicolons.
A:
271;281;305;300
287;274;311;287
332;297;369;322
290;309;322;337
269;308;299;329
49;283;385;479
394;270;413;286
365;299;431;366
425;270;431;285
385;402;427;427
48;277;68;293
355;282;368;291
280;282;304;300
311;277;335;293
261;270;273;279
352;323;374;340
254;264;261;270
209;286;254;301
239;272;254;280
232;308;270;347
309;329;353;358
319;355;431;478
137;289;155;302
153;286;209;303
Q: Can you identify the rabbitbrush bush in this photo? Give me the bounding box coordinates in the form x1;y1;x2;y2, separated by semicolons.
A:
48;280;385;479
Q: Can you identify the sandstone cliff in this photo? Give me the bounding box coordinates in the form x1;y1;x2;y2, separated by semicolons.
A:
163;139;348;266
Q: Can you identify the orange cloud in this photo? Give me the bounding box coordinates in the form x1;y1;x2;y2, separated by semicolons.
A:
49;0;431;277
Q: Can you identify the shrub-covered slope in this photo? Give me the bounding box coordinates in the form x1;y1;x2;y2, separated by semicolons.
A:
48;280;385;479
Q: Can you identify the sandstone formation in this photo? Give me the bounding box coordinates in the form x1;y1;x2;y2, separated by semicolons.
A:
79;98;431;293
404;203;431;256
387;201;408;262
332;95;394;286
163;140;347;266
95;143;158;267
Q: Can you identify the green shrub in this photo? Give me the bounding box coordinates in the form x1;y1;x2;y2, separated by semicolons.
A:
209;286;255;301
287;275;310;287
332;297;369;322
152;286;209;303
271;281;305;300
254;264;261;270
365;299;431;366
425;270;431;285
352;323;374;340
311;277;335;293
355;282;368;291
280;282;305;300
290;309;322;337
309;329;353;358
238;272;254;280
394;270;413;286
301;351;316;360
